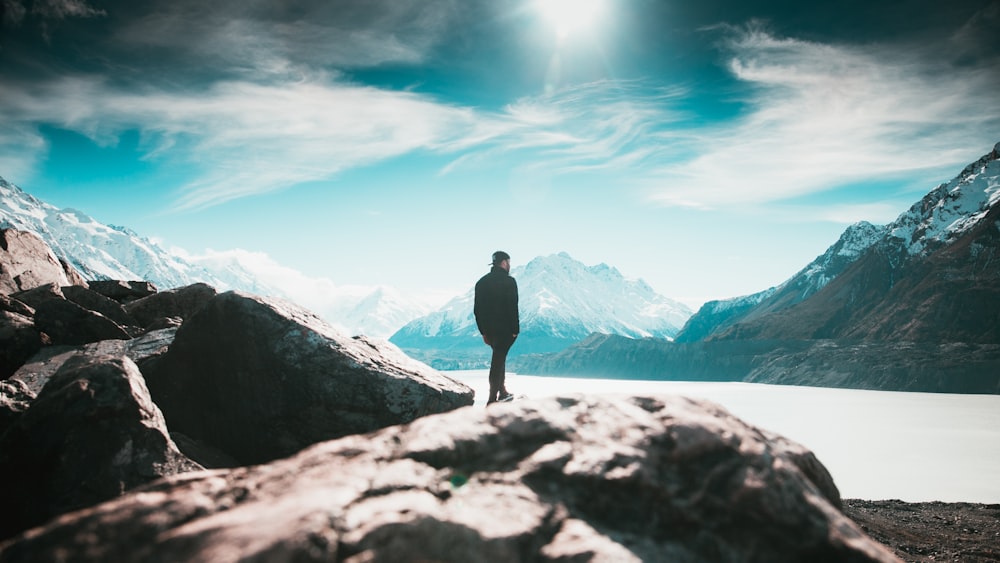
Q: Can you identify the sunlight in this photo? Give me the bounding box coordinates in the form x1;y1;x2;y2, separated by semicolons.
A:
536;0;605;40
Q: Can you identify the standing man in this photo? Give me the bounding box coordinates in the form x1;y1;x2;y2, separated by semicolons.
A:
474;250;519;404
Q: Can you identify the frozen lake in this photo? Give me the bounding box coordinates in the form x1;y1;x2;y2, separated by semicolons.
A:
448;370;1000;504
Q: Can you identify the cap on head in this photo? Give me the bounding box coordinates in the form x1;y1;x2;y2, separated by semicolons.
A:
491;250;510;265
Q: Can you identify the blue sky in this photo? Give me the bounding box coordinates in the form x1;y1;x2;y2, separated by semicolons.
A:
1;0;998;309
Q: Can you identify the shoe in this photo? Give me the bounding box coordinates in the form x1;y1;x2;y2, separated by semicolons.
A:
498;392;515;402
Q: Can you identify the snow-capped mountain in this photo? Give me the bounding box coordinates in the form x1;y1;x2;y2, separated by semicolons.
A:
705;141;1000;342
0;176;430;337
676;221;886;342
317;285;437;339
515;143;1000;394
886;145;1000;257
0;176;273;293
390;252;693;363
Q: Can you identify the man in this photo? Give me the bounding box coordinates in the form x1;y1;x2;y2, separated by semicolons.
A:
474;250;520;405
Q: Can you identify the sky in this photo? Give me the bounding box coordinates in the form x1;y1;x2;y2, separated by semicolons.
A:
1;0;999;311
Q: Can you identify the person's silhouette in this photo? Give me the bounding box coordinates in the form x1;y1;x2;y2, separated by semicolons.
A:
473;251;519;404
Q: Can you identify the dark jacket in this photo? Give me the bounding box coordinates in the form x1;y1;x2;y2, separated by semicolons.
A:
474;266;519;340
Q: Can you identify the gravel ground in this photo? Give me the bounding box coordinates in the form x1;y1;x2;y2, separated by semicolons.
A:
843;499;1000;562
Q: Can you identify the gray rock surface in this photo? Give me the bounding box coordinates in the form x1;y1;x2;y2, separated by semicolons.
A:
124;282;216;329
12;328;177;395
0;395;899;562
8;282;63;309
0;229;86;294
0;354;201;540
86;280;157;304
61;285;139;332
145;291;475;465
32;298;131;346
0;306;44;379
0;379;33;434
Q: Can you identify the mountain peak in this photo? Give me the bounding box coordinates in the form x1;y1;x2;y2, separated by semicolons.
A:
391;253;693;365
887;143;1000;257
0;177;275;293
686;141;1000;344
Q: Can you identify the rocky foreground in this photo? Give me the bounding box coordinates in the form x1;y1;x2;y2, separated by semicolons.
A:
1;394;900;562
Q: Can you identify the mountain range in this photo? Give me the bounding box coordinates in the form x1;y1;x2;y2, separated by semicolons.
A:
390;252;693;368
2;178;690;345
699;142;1000;343
0;177;429;337
0;178;264;294
6;140;998;393
515;142;1000;393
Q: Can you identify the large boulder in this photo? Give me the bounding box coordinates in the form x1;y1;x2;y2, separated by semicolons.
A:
8;282;63;310
12;328;177;395
0;379;33;435
0;298;44;379
32;298;131;346
86;280;157;304
124;282;216;329
0;354;201;541
145;291;474;466
61;285;139;333
0;395;899;562
0;229;86;294
10;328;237;470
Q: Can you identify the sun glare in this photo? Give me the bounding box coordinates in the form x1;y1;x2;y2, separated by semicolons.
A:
537;0;605;40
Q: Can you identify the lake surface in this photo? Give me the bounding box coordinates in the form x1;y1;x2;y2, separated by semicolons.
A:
448;370;1000;504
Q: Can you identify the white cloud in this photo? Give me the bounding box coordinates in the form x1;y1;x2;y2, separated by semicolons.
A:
0;74;519;210
178;246;459;337
643;26;1000;208
3;23;996;217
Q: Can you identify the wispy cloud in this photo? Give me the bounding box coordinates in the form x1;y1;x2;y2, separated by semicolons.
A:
3;5;996;218
0;73;516;210
111;1;451;74
642;23;1000;209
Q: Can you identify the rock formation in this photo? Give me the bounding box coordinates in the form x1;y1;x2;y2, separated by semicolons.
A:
86;280;157;304
124;282;216;329
0;395;899;562
0;379;32;434
0;229;87;294
0;354;200;540
1;227;478;543
144;291;476;466
0;296;44;379
11;328;177;395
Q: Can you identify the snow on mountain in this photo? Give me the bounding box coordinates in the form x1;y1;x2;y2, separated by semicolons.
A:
675;220;887;342
177;247;437;338
678;141;1000;343
887;142;1000;256
0;176;430;337
390;252;693;357
795;221;886;295
321;285;437;339
1;176;268;292
517;252;692;338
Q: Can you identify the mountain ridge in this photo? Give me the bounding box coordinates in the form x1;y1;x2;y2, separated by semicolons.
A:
676;220;886;342
518;141;1000;394
0;176;431;337
709;141;1000;343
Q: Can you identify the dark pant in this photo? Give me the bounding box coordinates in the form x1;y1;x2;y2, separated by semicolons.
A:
487;335;515;403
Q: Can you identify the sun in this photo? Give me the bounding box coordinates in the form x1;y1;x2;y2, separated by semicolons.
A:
536;0;605;41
